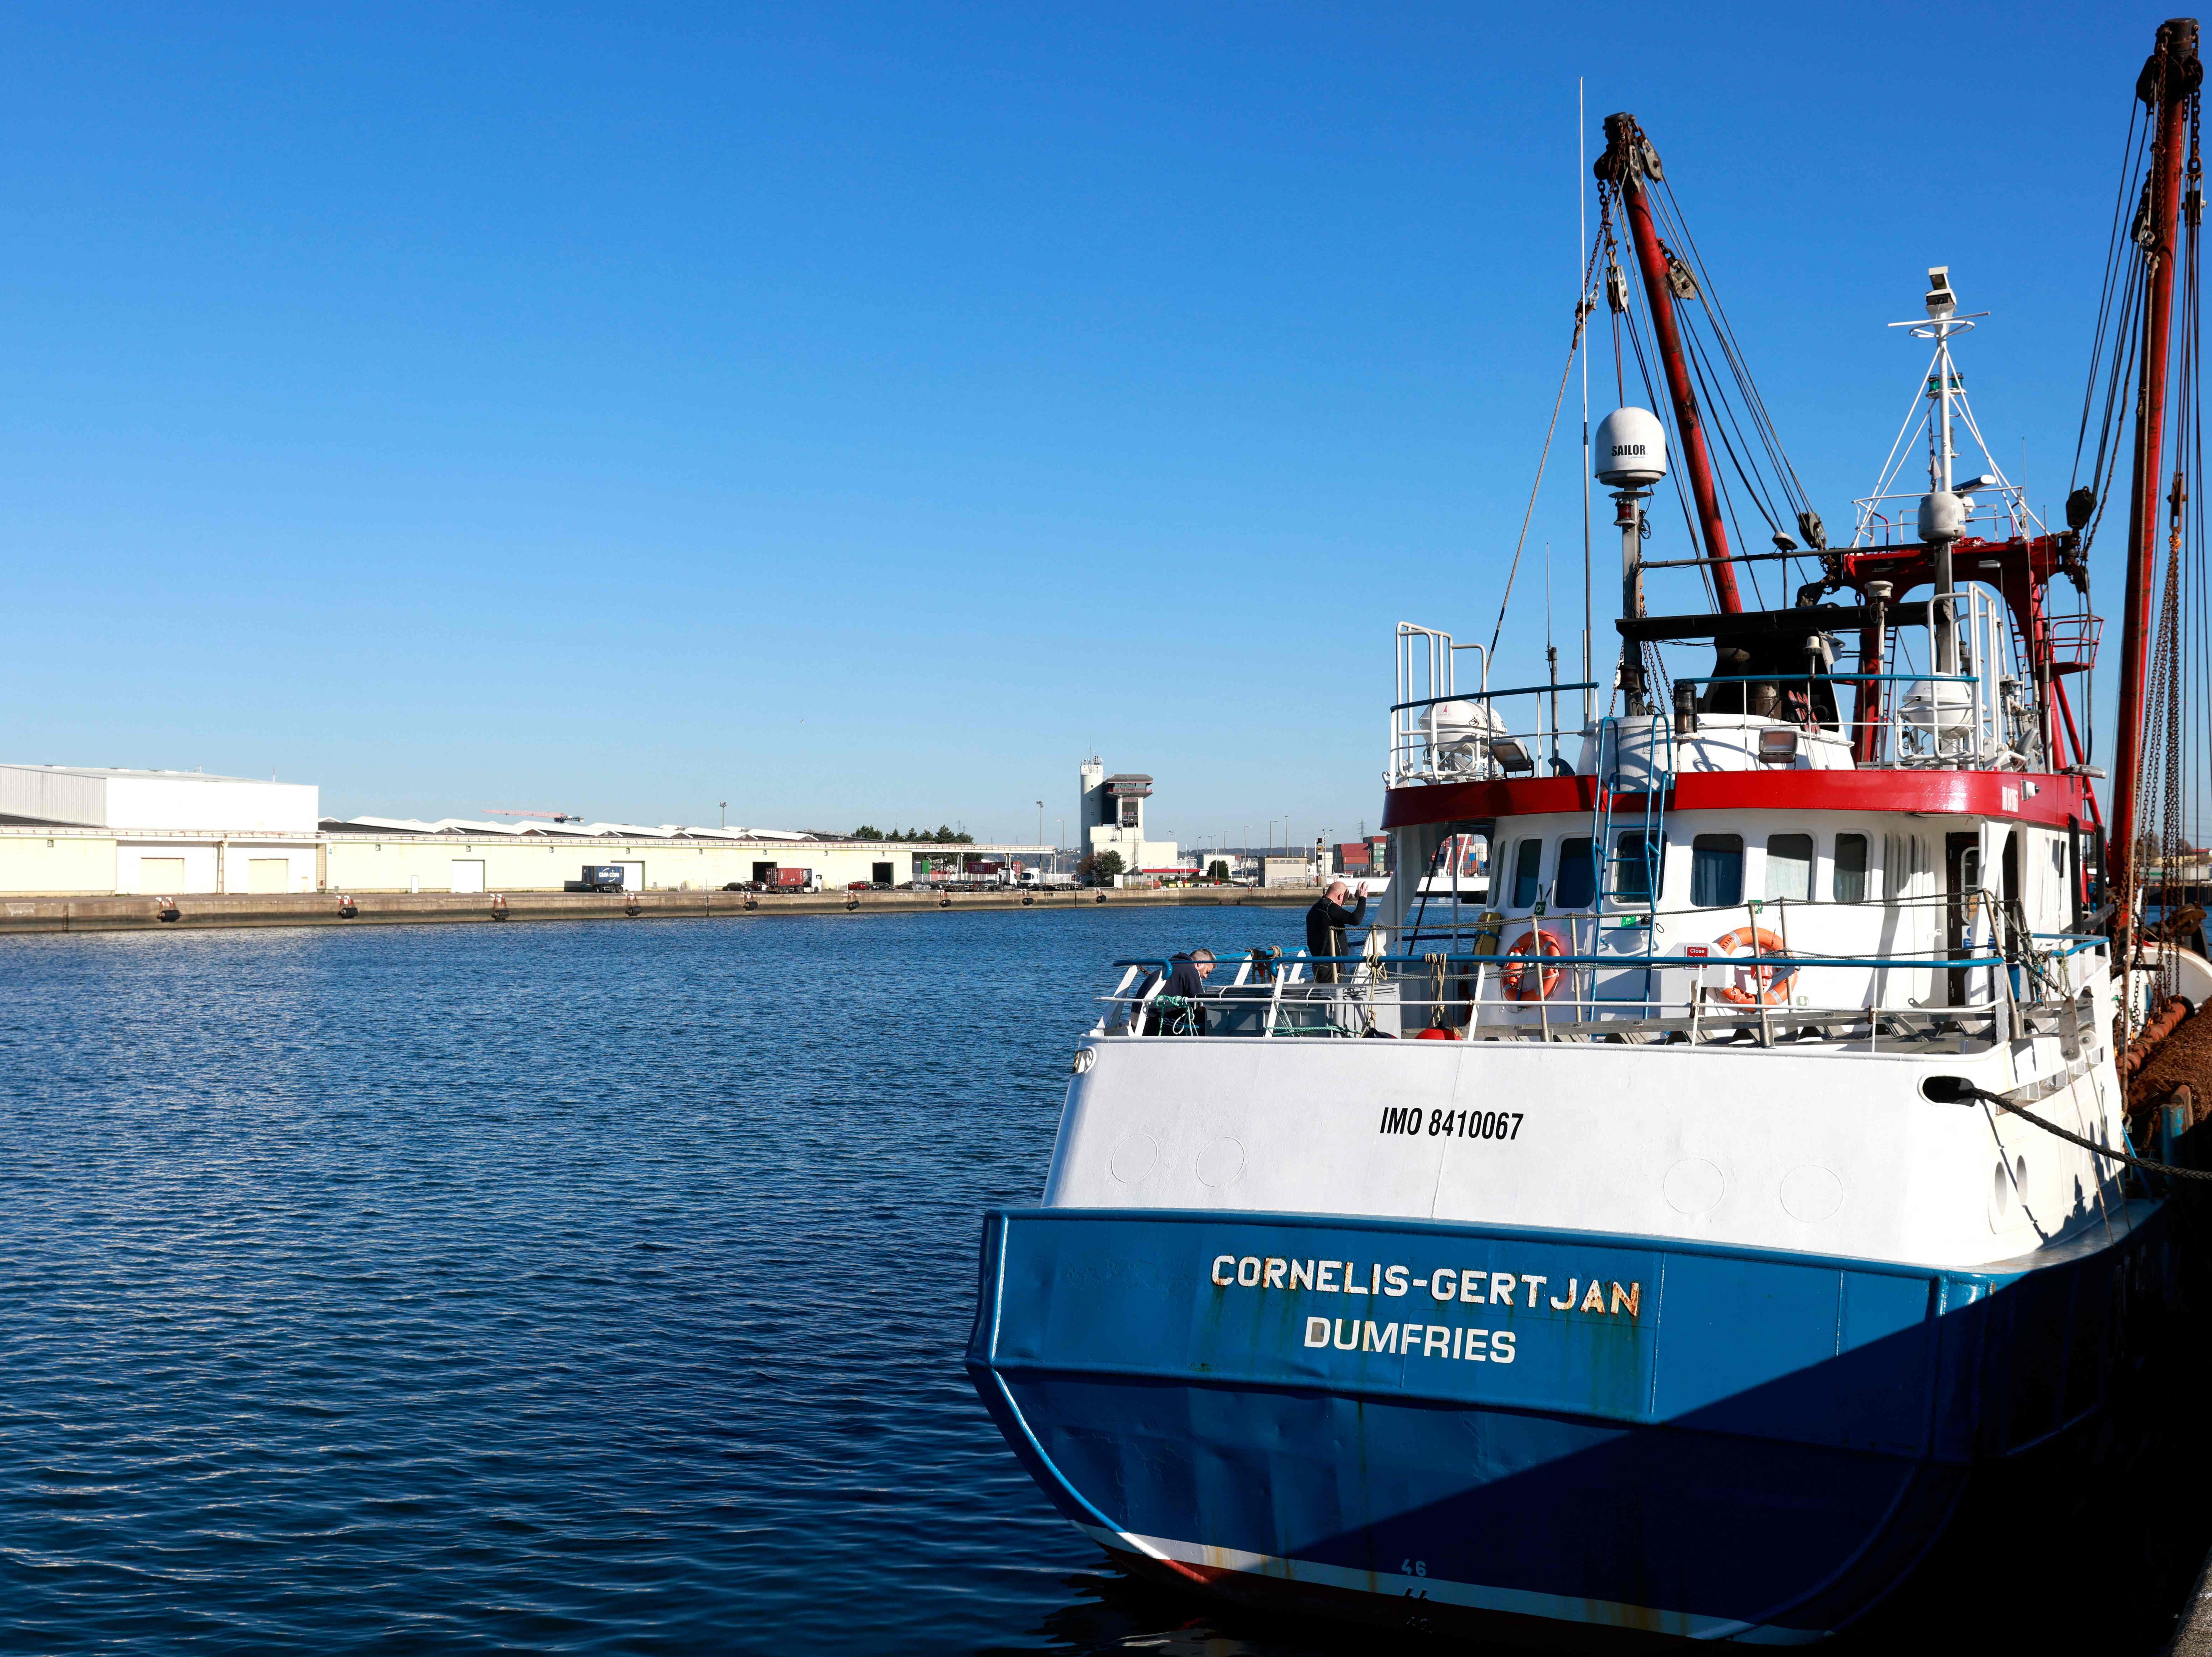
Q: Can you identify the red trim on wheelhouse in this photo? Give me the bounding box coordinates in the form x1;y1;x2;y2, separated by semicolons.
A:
1380;769;2098;830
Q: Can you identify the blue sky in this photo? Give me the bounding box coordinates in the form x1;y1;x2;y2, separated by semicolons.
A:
0;3;2159;845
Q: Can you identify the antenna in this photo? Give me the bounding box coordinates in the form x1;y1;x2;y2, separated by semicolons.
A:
1579;75;1593;727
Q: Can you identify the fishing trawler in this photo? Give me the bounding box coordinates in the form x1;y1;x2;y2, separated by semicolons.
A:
970;21;2211;1646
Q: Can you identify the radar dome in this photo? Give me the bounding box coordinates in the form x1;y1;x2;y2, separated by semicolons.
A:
1916;490;1965;543
1595;407;1668;487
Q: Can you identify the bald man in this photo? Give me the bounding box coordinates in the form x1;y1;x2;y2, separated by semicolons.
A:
1306;880;1369;984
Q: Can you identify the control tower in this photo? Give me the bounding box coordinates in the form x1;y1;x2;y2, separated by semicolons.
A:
1078;755;1178;875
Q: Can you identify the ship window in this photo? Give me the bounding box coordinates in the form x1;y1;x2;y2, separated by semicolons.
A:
1511;839;1544;907
1554;837;1596;909
1614;830;1663;904
1691;834;1744;907
1834;833;1869;902
1765;834;1814;901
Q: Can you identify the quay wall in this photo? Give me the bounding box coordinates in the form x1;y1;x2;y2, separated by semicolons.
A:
0;885;1316;936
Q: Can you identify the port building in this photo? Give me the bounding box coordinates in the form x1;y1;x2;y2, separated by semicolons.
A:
0;764;1047;895
0;765;321;895
1078;756;1183;874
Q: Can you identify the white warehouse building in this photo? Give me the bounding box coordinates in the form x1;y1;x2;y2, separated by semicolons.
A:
0;765;321;895
0;763;1050;896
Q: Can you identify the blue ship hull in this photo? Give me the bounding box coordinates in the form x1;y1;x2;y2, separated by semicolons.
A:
967;1204;2179;1646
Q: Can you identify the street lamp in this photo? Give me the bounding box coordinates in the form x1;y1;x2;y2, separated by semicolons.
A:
1036;800;1043;847
719;801;728;828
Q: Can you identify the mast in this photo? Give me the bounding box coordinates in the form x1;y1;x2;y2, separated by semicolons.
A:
1596;112;1745;614
2111;16;2201;959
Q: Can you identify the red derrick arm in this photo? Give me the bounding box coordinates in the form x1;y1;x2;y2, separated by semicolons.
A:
2111;16;2200;951
1599;113;1744;614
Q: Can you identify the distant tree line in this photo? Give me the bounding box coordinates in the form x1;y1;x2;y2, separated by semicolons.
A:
850;824;975;843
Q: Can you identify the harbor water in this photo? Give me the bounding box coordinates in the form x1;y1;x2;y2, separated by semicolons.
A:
5;909;2206;1655
0;909;1332;1655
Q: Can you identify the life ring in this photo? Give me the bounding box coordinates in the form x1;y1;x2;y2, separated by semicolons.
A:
1502;928;1565;1000
1711;926;1796;1005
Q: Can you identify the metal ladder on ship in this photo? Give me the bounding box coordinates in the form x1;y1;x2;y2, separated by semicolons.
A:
1588;713;1675;1011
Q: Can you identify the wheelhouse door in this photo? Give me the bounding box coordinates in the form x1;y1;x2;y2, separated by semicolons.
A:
1945;830;1982;1007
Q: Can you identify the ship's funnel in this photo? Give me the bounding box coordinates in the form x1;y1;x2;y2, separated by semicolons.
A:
1595;407;1668;488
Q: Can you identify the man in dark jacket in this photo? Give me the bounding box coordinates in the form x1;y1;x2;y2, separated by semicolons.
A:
1142;948;1215;1034
1306;881;1369;984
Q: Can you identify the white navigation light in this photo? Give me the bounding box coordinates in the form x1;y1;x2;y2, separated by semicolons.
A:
1917;490;1965;542
1595;407;1668;488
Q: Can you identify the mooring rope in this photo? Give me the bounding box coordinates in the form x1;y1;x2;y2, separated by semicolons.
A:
1946;1080;2212;1183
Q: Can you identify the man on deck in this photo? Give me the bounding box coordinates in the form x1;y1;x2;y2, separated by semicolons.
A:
1306;880;1369;984
1143;948;1215;1035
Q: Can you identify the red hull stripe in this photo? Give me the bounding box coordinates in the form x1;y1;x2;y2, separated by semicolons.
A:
1380;770;2098;831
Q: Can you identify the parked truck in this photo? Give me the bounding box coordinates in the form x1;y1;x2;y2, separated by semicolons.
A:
768;867;818;894
562;864;627;893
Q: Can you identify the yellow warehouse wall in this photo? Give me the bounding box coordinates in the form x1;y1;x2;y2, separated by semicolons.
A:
0;836;117;895
322;839;923;893
0;834;1015;896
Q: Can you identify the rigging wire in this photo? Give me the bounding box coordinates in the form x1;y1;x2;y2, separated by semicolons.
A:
2073;97;2154;522
1647;178;1816;523
1606;157;1804;612
1607;202;1719;613
1484;231;1609;663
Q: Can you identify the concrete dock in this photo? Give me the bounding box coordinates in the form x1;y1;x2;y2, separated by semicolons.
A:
0;884;1316;935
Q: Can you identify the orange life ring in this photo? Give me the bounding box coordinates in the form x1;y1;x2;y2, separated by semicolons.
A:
1711;926;1796;1005
1502;928;1565;1000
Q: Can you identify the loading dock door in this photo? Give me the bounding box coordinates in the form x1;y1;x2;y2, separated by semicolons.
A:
615;861;645;891
873;862;894;884
140;857;186;894
450;860;486;894
248;858;290;894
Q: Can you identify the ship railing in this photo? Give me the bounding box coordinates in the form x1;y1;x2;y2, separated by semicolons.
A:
1388;678;1603;788
1095;928;2107;1050
1674;668;2013;770
1389;590;2039;780
1099;887;2106;1046
1848;484;2045;547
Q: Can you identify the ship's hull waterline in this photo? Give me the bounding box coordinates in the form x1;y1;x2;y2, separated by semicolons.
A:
968;1202;2182;1646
